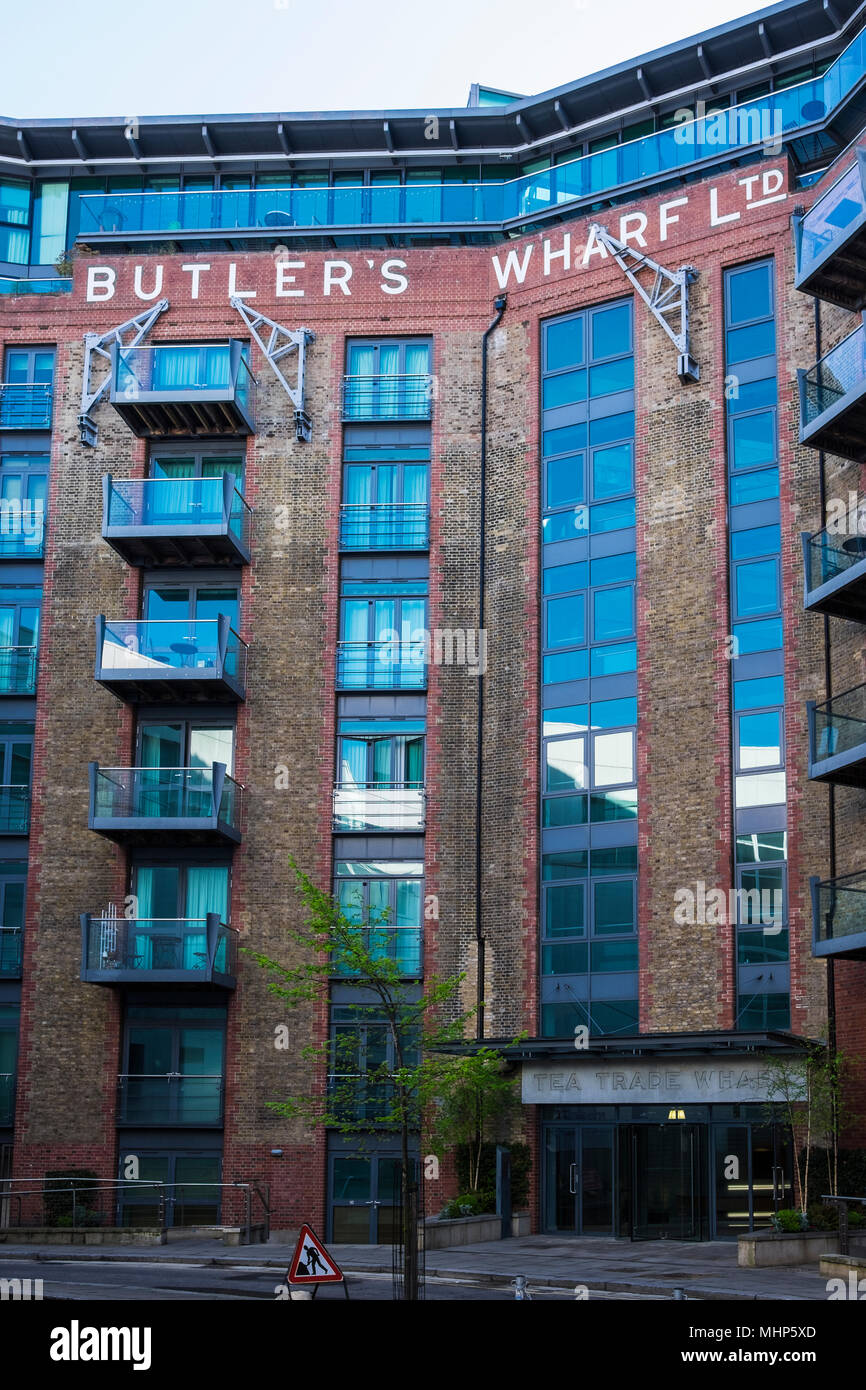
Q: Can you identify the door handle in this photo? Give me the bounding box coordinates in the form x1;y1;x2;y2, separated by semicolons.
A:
569;1162;578;1196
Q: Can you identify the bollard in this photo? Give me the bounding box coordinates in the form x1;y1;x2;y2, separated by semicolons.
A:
673;1287;685;1300
511;1275;532;1300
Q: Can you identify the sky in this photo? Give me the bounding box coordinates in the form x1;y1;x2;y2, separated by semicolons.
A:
3;0;770;120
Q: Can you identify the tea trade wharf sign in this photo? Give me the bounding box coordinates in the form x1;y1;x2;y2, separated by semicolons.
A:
521;1057;779;1105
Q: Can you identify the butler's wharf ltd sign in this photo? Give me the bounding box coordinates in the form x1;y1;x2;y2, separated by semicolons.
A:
522;1057;782;1105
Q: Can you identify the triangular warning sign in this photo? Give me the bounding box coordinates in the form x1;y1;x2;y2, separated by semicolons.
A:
287;1224;344;1284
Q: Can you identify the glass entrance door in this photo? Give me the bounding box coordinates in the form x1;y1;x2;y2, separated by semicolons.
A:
328;1152;402;1243
543;1125;614;1234
630;1124;704;1240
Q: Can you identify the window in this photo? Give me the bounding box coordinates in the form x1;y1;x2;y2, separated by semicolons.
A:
344;339;431;420
0;179;29;264
1;350;54;430
333;859;424;975
143;581;240;632
337;720;424;787
339;579;427;689
32;183;69;265
329;1005;419;1123
341;450;429;549
0;454;47;555
128;863;231;972
121;1005;226;1125
0;586;40;693
136;720;234;773
0;862;25;977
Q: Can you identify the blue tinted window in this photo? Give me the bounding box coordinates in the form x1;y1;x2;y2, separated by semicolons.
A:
731;525;781;559
591;303;631;358
546;453;584;508
593;585;634;641
589;358;633;398
727;377;777;414
590;412;634;446
545;884;586;937
590;552;636;586
542;795;587;827
739;710;782;769
543;507;588;544
734;674;784;710
731;411;775;468
542;705;588;735
593;879;634;935
543;648;589;684
730;468;779;505
542;848;588;878
543;422;587;456
543;369;586;409
733;617;783;654
728;263;773;324
591;697;637;728
726;320;775;363
546;594;586;649
735;558;778;617
590;641;637;676
591;497;635;533
592;442;633;499
543;561;587;595
546;317;584;372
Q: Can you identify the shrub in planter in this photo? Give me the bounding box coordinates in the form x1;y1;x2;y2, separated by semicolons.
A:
440;1190;496;1219
42;1170;102;1228
772;1208;808;1234
455;1142;531;1210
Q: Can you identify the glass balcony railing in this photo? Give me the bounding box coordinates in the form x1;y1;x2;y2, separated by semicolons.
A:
0;647;37;696
331;928;423;977
0;928;22;978
102;474;252;564
0;1072;14;1125
116;1072;224;1125
342;375;432;420
333;783;425;832
0;786;30;835
0;500;44;559
109;342;255;437
0;277;72;296
811;869;866;959
89;762;243;842
0;382;52;429
339;503;429;550
95;617;247;703
808;683;866;784
81;914;237;985
336;641;427;690
802;515;866;619
75;30;866;240
799;321;866;458
795;151;866;306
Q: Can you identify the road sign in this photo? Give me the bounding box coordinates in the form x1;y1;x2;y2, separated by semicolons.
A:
286;1225;344;1286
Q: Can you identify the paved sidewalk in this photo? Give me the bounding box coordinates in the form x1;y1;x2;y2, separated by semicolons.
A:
0;1234;832;1300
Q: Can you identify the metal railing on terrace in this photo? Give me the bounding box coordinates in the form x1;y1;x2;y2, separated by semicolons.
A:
0;1178;270;1241
795;150;866;295
81;914;237;985
336;640;427;690
811;869;866;958
333;782;426;832
0;647;37;696
339;502;429;550
117;1072;224;1125
341;374;432;420
809;682;866;773
331;928;423;977
0;383;52;429
89;763;243;839
104;474;251;544
800;321;866;424
74;29;866;239
0;786;30;835
96;617;247;700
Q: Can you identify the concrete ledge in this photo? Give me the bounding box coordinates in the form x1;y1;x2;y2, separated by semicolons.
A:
425;1213;530;1248
819;1253;866;1281
0;1227;165;1246
739;1230;866;1267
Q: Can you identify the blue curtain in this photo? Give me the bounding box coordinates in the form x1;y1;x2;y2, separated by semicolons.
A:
184;866;229;969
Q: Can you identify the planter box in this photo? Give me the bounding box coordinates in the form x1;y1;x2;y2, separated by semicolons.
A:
819;1253;866;1284
739;1230;866;1267
425;1212;529;1249
0;1227;165;1246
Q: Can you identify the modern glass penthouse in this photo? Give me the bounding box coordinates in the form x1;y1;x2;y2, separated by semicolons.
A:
1;0;865;1244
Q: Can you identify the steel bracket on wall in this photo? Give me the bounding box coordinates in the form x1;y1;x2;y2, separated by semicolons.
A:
587;223;700;383
78;299;169;446
230;297;316;441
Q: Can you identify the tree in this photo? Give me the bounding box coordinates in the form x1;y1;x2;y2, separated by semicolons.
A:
763;1041;855;1213
244;859;519;1300
430;1051;520;1197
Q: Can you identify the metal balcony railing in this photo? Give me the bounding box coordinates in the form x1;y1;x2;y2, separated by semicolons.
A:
795;150;866;306
811;870;866;959
116;1072;224;1125
808;682;866;784
0;786;30;834
799;322;866;455
802;515;866;620
0;928;22;977
102;474;252;563
95;617;247;703
333;782;426;832
341;374;432;420
0;647;37;695
339;502;429;550
0;278;71;296
89;762;243;842
331;928;423;977
336;641;427;690
0;500;45;559
0;382;52;428
80;914;237;985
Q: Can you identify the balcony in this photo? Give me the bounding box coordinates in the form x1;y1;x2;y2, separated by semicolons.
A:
0;787;30;835
808;684;866;786
109;341;255;438
802;521;866;620
116;1072;223;1125
88;762;243;845
0;500;44;560
336;641;426;691
102;474;251;566
0;382;52;429
80;914;237;987
798;322;866;461
95;617;247;704
331;928;422;977
811;870;866;960
339;503;428;551
0;1073;13;1125
0;928;22;978
795;152;866;309
0;647;37;696
333;783;425;832
342;375;432;421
